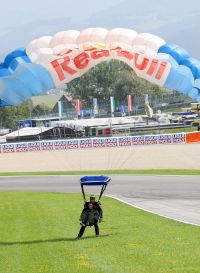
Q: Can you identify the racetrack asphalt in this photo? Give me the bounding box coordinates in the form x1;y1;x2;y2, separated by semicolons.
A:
0;175;200;226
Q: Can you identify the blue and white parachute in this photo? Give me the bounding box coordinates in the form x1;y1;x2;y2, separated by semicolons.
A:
0;27;200;106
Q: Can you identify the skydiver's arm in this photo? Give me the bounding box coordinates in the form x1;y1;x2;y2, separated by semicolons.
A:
98;206;103;219
80;208;86;221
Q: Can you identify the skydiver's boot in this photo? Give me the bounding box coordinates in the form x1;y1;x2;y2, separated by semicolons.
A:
94;222;99;237
77;225;86;239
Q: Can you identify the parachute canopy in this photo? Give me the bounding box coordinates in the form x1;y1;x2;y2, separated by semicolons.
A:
80;175;111;186
0;27;200;105
80;175;110;201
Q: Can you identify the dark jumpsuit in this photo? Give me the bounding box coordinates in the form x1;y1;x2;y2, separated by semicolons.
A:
85;201;103;219
78;207;100;238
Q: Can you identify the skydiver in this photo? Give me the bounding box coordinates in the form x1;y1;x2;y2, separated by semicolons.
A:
77;202;100;239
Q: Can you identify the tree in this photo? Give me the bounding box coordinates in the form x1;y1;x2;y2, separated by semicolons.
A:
67;60;168;109
31;103;51;117
67;60;125;103
0;101;30;130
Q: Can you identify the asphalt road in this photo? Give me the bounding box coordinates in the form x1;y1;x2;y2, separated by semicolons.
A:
0;175;200;226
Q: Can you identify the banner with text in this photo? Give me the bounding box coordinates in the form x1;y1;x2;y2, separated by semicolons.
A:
0;132;199;154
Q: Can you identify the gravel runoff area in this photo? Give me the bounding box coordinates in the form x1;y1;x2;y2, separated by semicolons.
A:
0;143;200;172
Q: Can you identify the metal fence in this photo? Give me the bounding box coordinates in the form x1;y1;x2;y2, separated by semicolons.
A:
31;93;194;121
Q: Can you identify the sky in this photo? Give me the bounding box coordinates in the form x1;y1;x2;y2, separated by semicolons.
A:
0;0;122;56
0;0;122;29
0;0;200;58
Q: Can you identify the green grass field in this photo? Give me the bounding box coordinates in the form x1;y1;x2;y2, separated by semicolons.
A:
0;192;200;273
0;169;200;176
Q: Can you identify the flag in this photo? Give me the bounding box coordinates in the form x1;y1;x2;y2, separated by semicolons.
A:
144;94;153;118
75;99;81;116
58;101;63;118
144;94;148;103
120;105;125;114
80;109;85;119
127;95;132;112
93;97;98;115
90;108;94;118
110;96;115;114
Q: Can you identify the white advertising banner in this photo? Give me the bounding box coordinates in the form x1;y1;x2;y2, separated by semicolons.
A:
93;138;106;148
66;140;79;149
80;139;92;149
15;142;29;152
158;134;172;144
0;132;187;154
2;143;15;153
145;135;158;145
132;136;145;145
54;140;67;150
40;141;54;151
172;133;186;144
28;142;41;152
105;138;118;147
118;137;132;147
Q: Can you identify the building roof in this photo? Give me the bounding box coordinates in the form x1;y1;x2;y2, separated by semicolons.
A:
30;92;73;109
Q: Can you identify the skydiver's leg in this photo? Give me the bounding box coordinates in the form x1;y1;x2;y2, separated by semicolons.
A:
78;225;86;238
94;221;99;236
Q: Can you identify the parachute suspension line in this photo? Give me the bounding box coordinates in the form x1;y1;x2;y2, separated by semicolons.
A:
116;69;136;171
105;141;111;175
79;149;83;172
117;145;125;170
81;184;86;202
107;113;116;173
109;145;113;174
98;184;108;202
104;140;107;173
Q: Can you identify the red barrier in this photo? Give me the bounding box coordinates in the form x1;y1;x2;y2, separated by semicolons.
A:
186;132;200;143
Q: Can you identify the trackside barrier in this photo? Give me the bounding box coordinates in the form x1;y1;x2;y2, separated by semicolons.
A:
186;132;200;143
0;132;199;154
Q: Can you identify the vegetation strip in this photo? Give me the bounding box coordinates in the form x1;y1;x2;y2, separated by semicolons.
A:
0;169;200;176
0;192;199;273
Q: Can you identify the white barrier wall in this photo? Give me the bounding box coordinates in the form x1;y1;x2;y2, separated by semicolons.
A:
0;133;186;154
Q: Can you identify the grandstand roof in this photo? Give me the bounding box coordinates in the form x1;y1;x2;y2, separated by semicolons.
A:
5;127;54;140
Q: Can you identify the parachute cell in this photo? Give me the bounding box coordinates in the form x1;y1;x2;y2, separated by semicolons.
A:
0;27;200;105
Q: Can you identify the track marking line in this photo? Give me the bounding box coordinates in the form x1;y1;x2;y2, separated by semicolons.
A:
107;194;200;227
